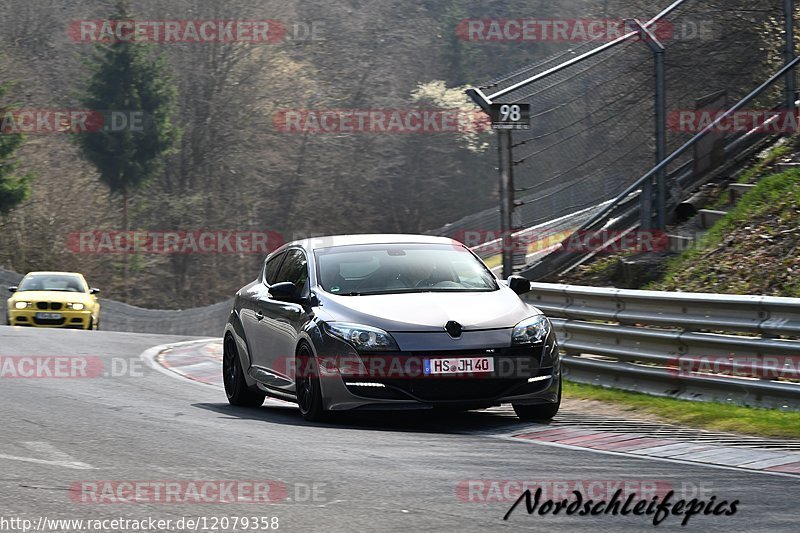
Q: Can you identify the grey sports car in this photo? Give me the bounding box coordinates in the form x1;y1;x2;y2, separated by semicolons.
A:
223;234;561;421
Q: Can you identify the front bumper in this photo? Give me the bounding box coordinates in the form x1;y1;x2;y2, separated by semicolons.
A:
8;308;95;329
316;334;561;411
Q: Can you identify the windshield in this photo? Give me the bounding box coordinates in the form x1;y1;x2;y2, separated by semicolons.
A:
17;274;87;293
315;243;498;296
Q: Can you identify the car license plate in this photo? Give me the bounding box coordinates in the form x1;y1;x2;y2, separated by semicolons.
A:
424;357;494;375
35;312;62;320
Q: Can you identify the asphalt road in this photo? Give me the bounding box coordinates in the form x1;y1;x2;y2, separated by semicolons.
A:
0;327;797;532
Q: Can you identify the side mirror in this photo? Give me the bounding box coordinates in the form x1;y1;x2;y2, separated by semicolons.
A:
8;286;17;293
269;282;301;302
507;275;531;296
89;288;101;295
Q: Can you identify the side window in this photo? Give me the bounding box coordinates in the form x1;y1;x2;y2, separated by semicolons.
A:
275;249;309;295
264;252;286;285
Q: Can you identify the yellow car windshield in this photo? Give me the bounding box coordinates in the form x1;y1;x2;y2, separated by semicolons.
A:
17;275;87;293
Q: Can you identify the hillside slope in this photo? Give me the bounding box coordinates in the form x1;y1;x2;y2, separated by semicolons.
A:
653;169;800;297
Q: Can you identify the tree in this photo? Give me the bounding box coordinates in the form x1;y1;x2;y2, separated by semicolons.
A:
0;81;33;215
77;2;180;291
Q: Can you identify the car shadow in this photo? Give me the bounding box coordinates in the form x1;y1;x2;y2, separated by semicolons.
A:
192;401;556;435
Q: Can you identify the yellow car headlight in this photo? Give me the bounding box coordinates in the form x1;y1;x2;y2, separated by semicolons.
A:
67;303;86;311
14;301;32;309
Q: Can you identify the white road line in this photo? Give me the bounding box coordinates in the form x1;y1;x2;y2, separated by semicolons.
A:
0;453;93;470
22;441;81;462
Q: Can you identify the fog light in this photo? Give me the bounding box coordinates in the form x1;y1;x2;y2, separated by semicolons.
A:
345;382;386;388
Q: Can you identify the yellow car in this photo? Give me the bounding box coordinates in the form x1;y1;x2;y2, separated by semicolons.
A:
6;272;100;330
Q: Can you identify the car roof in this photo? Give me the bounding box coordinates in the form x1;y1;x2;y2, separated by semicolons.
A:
24;271;86;277
284;234;460;252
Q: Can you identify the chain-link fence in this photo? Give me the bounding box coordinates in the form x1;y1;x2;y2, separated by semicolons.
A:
431;1;788;248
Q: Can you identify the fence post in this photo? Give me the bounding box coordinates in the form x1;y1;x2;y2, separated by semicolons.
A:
627;19;667;230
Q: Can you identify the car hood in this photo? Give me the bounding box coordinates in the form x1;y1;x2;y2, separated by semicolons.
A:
316;288;538;332
8;291;94;305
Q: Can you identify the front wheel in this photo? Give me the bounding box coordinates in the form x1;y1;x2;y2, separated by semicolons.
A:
295;344;326;422
513;376;561;421
223;336;265;407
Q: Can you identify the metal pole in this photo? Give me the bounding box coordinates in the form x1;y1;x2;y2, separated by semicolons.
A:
498;130;515;278
786;0;796;112
627;19;667;231
655;49;667;229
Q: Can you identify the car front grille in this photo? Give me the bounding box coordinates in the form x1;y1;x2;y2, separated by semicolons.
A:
35;302;64;310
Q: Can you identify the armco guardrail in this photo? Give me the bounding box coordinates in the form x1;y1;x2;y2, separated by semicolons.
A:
0;268;230;337
525;283;800;410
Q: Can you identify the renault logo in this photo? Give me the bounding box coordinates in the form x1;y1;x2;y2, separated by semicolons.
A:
445;320;463;338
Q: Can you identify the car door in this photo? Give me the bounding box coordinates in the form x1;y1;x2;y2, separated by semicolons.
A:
242;251;285;372
254;248;312;392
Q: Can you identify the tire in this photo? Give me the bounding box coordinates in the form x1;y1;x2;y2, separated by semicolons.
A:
87;318;93;331
223;336;265;407
295;344;326;422
513;376;562;421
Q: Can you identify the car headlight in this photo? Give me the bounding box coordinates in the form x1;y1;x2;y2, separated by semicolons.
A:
67;303;85;310
323;322;399;351
14;301;32;310
512;315;551;345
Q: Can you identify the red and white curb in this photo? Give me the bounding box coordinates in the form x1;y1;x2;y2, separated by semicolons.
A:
158;338;224;387
140;338;294;407
140;338;223;390
501;426;800;477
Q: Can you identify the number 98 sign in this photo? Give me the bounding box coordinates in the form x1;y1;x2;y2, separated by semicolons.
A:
489;103;531;130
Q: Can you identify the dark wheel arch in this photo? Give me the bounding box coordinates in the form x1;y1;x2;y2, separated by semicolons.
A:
223;333;265;407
